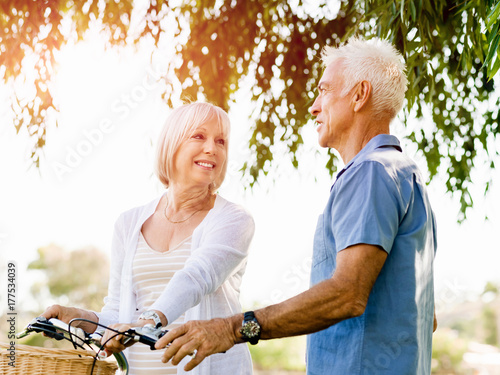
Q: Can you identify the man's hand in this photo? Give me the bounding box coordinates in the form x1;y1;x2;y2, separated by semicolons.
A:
433;309;438;333
156;317;240;372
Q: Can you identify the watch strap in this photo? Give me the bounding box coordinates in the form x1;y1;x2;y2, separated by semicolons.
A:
138;310;162;329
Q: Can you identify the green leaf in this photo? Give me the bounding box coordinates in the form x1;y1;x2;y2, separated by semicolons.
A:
487;1;500;29
416;0;422;16
488;55;500;79
488;22;500;45
485;32;500;72
410;1;416;22
391;1;397;15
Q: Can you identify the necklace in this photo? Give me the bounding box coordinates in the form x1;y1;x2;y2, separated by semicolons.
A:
163;196;205;224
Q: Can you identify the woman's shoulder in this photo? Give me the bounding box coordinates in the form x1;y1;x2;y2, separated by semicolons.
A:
115;194;163;226
208;195;255;231
214;195;252;218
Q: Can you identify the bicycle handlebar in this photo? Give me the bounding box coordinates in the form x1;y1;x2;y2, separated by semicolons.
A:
122;324;167;350
17;316;167;349
17;317;88;345
16;316;170;374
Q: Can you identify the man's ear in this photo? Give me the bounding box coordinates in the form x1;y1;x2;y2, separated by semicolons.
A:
352;80;371;112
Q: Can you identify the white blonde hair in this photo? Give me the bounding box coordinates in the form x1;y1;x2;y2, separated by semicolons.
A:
155;102;230;190
321;37;408;119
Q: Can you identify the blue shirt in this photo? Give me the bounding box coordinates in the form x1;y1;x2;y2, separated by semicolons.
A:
306;135;437;375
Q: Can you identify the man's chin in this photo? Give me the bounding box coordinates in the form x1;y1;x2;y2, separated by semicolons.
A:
317;136;328;148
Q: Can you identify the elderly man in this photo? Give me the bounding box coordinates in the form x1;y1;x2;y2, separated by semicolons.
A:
156;37;437;375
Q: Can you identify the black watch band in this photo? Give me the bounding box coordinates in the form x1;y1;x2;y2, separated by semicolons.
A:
240;311;261;345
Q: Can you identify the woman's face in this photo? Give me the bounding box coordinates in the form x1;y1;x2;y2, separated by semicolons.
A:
172;117;228;190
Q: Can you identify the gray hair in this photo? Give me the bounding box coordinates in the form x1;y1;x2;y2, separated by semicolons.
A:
155;102;230;191
321;37;408;119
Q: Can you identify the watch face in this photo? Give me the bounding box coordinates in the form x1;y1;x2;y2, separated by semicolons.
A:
243;321;260;338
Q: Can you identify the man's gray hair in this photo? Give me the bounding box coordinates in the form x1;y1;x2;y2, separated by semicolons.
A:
321;37;408;119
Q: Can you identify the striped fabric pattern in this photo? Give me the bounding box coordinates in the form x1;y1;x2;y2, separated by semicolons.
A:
127;232;191;375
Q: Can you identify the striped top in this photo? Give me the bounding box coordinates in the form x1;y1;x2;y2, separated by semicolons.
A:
127;232;191;375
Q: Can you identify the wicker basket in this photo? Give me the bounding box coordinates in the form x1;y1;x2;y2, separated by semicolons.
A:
0;342;118;375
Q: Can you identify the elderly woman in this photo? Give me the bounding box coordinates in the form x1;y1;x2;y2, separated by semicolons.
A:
42;102;255;374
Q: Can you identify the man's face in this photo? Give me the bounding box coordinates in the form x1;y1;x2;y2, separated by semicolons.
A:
309;60;354;149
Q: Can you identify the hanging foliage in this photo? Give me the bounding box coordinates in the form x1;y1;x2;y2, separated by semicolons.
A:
1;0;499;218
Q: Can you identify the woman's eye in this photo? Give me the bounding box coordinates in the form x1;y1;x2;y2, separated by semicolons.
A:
192;134;204;139
217;139;225;145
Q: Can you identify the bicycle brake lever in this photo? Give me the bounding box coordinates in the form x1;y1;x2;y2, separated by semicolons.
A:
125;325;168;350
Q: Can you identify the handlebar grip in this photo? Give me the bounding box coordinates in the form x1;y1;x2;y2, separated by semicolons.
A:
126;326;167;350
137;334;158;350
21;317;65;340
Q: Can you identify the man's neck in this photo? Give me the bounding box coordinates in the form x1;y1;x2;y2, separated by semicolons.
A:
337;118;391;164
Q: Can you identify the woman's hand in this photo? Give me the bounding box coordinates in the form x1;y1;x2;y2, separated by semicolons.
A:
40;304;99;333
101;323;136;354
41;304;79;323
101;314;168;354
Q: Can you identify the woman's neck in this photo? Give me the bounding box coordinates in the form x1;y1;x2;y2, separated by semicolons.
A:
166;185;214;213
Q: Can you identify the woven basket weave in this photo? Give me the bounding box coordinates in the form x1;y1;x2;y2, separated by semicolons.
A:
0;342;118;375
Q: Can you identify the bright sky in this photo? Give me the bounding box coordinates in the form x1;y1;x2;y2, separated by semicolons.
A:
1;33;499;320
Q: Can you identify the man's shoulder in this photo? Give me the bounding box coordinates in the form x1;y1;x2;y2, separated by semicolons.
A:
335;148;423;209
353;147;419;183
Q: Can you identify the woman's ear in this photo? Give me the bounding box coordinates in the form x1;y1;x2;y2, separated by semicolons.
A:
353;80;372;112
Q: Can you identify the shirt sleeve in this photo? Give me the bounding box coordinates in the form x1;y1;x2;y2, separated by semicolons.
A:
150;203;255;324
94;214;126;327
331;161;404;254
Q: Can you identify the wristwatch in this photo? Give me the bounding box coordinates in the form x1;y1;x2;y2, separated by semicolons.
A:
240;311;261;345
138;310;162;329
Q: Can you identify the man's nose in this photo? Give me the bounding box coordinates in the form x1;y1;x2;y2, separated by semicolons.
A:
309;96;320;116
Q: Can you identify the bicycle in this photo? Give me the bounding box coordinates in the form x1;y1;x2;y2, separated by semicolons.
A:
2;316;168;374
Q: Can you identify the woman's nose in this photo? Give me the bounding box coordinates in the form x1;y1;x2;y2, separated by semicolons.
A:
204;139;217;154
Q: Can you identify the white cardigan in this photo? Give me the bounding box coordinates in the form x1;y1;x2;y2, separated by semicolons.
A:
96;193;255;375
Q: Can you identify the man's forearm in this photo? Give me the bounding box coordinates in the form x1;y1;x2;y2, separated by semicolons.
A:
231;276;365;342
248;244;387;340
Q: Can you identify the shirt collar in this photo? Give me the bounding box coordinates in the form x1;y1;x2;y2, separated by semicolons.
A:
332;134;401;189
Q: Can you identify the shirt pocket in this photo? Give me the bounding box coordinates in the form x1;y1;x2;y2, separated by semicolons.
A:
312;214;329;267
